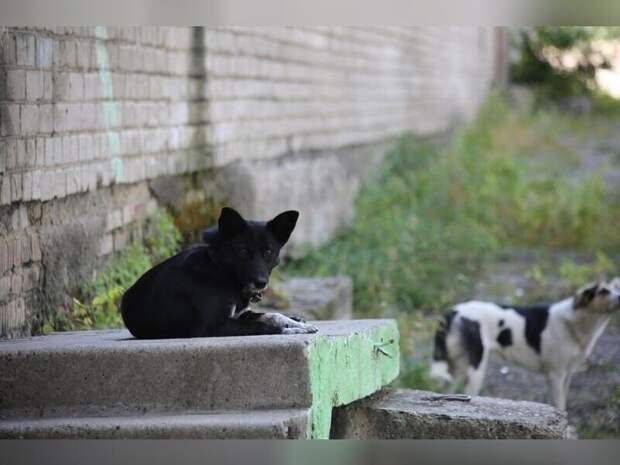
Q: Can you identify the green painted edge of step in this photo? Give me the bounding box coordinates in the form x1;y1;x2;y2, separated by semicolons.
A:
305;319;400;439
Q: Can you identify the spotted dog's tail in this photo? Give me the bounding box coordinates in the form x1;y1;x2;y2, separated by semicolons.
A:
430;310;456;383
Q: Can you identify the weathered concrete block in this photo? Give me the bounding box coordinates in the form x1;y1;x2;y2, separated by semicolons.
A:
331;389;568;439
260;276;353;320
0;319;399;439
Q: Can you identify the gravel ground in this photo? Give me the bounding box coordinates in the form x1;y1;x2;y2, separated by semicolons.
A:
482;323;620;438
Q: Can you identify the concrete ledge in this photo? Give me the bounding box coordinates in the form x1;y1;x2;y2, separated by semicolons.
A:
330;389;568;439
268;276;353;321
0;319;399;439
0;409;309;439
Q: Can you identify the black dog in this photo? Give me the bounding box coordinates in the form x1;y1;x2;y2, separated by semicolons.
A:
121;207;318;339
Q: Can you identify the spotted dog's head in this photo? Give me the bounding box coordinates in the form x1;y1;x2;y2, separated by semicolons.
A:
573;278;620;314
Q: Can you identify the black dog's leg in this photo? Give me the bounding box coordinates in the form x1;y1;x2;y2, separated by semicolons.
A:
216;311;318;336
279;312;307;323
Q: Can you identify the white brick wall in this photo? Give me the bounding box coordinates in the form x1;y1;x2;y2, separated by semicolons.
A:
0;26;502;337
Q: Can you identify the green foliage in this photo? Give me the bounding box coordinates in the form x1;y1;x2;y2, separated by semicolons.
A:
54;209;182;332
285;94;620;316
559;252;617;289
511;27;620;101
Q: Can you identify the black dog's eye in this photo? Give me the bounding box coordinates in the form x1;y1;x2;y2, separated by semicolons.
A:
264;249;272;257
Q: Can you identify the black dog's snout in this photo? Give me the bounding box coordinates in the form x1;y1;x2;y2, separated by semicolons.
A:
254;277;268;289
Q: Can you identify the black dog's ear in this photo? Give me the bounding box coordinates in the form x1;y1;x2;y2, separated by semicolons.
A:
574;282;599;308
218;207;248;238
267;210;299;246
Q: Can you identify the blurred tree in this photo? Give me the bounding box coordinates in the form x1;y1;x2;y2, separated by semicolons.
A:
511;27;620;99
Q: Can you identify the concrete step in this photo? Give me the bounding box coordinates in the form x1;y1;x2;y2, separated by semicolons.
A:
330;388;568;439
0;319;399;439
0;409;309;439
259;276;353;320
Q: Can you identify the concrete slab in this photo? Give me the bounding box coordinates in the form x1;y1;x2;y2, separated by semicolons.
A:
0;409;309;439
260;276;353;320
331;389;568;439
0;319;399;438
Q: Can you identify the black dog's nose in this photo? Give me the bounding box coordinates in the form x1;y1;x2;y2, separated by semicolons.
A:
254;278;268;289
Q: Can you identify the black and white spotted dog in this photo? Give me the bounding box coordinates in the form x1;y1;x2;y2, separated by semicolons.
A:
430;278;620;410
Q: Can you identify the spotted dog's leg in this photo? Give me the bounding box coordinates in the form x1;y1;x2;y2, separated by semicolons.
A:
548;371;568;411
258;312;318;334
464;352;488;396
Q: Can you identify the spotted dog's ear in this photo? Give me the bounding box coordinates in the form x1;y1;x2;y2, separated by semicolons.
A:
574;282;599;308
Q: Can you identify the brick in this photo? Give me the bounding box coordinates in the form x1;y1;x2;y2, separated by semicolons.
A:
44;137;55;165
20;104;39;134
10;272;22;295
42;72;53;100
10;173;23;202
22;265;40;291
16;34;35;67
0;141;5;174
39;104;54;134
53;169;66;198
76;41;92;69
0;178;10;205
53;137;63;165
0;275;10;302
0;240;8;273
5;239;18;270
63;136;79;164
40;170;55;200
6;69;26;101
36;37;53;68
30;233;41;262
22;172;33;201
20;234;31;263
53;103;70;133
6;140;17;170
26;70;44;101
84;73;100;100
31;170;42;200
54;72;84;102
25;138;36;167
16;139;26;167
57;40;77;68
2;33;17;65
66;166;80;195
35;138;46;166
1;105;20;137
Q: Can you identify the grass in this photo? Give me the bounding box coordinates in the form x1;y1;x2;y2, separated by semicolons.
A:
284;92;620;393
577;385;620;439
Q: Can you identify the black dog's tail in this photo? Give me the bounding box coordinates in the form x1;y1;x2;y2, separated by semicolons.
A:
430;310;456;382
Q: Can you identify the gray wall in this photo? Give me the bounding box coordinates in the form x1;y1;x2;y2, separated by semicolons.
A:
0;27;503;337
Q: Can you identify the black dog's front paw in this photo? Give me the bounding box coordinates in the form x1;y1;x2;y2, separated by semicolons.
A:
281;312;307;323
281;324;319;334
